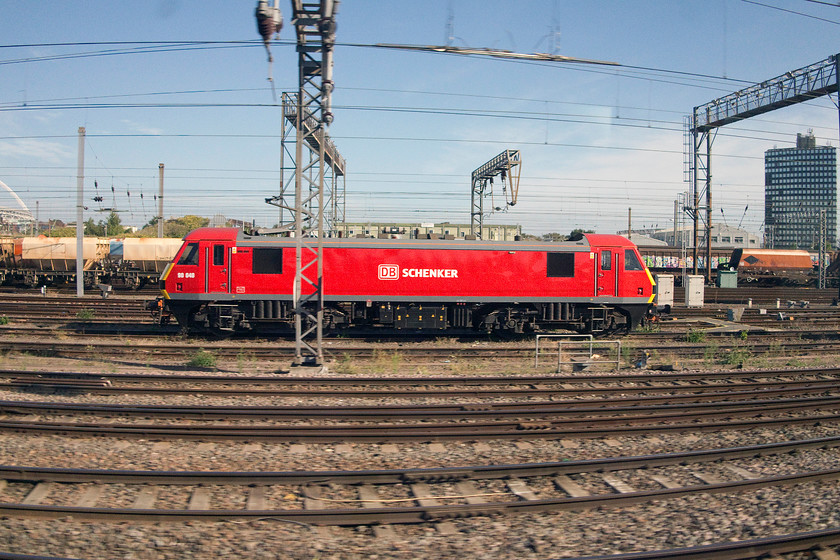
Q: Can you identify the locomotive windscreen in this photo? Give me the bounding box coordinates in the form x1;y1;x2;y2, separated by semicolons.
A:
624;249;643;271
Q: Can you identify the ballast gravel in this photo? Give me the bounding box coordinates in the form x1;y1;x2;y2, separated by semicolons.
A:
2;354;840;558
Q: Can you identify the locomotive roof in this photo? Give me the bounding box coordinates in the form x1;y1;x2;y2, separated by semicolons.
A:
182;227;637;250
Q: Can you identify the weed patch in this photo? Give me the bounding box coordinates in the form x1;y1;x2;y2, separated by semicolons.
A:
76;309;96;320
187;349;217;369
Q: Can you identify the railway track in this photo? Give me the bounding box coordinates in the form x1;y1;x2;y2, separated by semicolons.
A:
575;528;840;560
3;288;840;558
0;436;838;526
1;290;839;338
4;366;840;396
2;334;840;364
4;371;840;440
674;286;839;306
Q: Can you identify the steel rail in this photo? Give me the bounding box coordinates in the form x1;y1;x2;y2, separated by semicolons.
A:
1;435;839;485
572;527;840;560
4;394;840;421
3;338;840;360
0;468;838;524
2;408;840;441
5;376;840;399
3;366;840;386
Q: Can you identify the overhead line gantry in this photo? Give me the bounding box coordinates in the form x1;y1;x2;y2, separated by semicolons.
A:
686;53;839;283
470;150;521;239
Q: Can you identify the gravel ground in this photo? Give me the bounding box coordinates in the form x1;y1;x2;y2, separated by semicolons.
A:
2;353;840;559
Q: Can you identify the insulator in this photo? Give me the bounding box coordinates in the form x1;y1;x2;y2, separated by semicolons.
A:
319;17;337;47
255;0;282;42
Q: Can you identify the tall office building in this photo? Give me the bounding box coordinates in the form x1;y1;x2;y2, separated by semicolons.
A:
764;132;837;249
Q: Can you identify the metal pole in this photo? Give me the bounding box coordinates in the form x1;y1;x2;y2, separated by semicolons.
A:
627;207;631;239
673;199;678;246
819;209;826;289
157;163;164;238
76;126;85;297
293;86;304;365
692;113;699;276
705;132;712;284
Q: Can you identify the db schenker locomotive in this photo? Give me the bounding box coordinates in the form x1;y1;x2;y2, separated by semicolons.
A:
155;227;656;335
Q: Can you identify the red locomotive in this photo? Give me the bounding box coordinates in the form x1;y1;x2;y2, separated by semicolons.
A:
155;228;655;335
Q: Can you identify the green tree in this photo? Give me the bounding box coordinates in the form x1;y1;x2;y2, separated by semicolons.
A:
164;215;209;238
45;226;76;237
84;218;103;236
134;215;211;238
83;211;124;237
104;211;125;236
541;232;566;242
568;228;595;241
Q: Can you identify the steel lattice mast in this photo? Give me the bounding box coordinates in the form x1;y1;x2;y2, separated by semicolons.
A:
256;0;340;367
287;0;338;367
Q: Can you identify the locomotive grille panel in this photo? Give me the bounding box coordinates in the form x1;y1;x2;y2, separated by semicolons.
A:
395;305;446;329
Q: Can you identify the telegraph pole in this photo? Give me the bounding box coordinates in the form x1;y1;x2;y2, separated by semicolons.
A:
158;163;164;237
76;126;85;297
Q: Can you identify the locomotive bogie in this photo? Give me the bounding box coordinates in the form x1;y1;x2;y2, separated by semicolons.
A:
157;228;655;336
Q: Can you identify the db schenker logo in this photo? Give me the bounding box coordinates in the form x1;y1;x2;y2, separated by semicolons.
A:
378;264;400;280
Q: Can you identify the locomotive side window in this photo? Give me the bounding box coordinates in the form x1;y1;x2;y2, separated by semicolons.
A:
177;243;199;265
546;252;575;278
252;248;283;274
212;244;225;266
601;251;612;271
624;249;643;271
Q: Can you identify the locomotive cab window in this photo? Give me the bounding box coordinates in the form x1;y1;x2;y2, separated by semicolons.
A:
547;252;575;278
252;248;283;274
177;243;199;266
212;244;225;266
601;251;612;271
624;249;643;271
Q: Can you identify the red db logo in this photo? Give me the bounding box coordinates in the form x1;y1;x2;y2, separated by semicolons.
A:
378;264;399;280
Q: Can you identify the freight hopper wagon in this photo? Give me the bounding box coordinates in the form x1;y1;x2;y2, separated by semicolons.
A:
156;228;656;336
729;248;815;286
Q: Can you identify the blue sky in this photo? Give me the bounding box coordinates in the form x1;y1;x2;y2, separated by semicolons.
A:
0;1;838;236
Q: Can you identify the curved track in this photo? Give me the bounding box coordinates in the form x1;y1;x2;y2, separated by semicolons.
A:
0;437;838;526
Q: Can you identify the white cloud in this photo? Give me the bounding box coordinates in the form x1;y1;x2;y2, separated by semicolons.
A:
120;119;163;136
0;139;72;163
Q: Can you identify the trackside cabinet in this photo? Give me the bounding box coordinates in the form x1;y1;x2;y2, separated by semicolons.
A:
685;275;705;308
654;274;674;308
